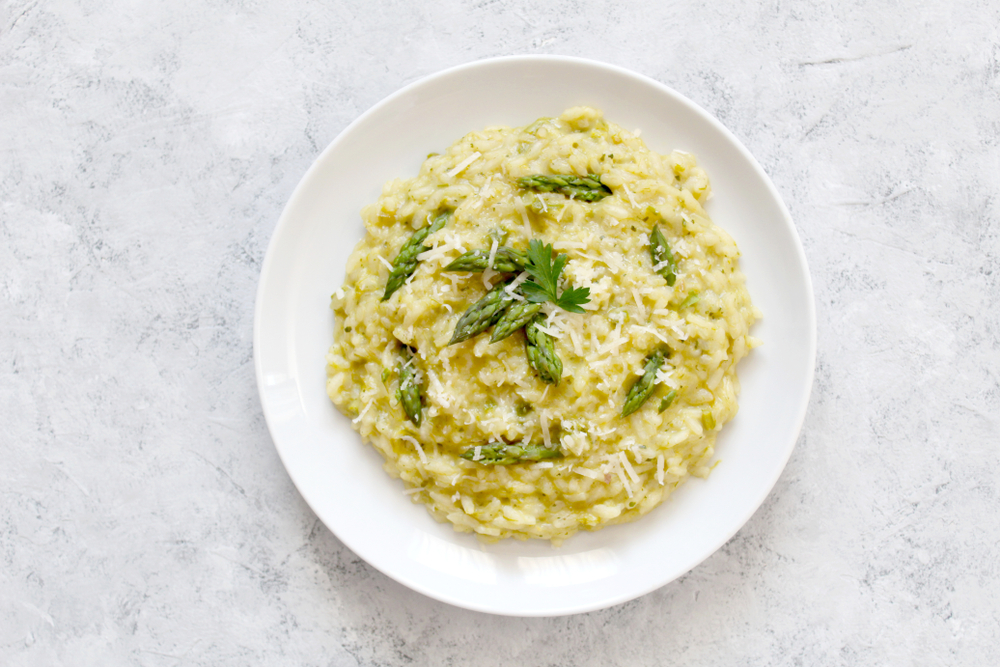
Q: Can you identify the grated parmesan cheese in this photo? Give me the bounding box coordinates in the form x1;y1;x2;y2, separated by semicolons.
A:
611;455;633;498
631;324;672;345
401;435;427;464
446;151;481;178
619;452;640;485
511;195;532;240
352;399;374;424
622;182;639;208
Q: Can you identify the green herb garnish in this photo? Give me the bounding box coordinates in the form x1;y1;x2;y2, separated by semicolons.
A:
521;240;591;314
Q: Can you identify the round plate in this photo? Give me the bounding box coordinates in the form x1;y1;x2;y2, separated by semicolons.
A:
254;55;815;616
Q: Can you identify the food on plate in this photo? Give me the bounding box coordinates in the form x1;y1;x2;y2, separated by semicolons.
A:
326;106;760;543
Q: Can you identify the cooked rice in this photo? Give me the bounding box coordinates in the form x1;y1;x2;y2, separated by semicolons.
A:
326;107;759;543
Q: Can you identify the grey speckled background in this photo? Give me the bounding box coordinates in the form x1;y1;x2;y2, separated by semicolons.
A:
2;0;999;664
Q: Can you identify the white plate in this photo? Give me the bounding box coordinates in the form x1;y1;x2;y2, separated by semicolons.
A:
254;56;815;616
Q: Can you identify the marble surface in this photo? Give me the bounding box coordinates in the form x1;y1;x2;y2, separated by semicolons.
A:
2;0;998;664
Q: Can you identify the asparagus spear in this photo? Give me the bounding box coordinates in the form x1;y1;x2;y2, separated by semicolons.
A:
677;292;700;310
518;174;612;202
701;408;716;431
490;301;543;343
525;315;562;384
448;281;513;345
461;441;563;465
382;212;450;300
443;247;527;273
649;224;677;287
622;348;668;417
397;345;423;425
657;389;677;413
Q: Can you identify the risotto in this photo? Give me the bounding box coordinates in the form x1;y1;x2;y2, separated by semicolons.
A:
326;107;759;543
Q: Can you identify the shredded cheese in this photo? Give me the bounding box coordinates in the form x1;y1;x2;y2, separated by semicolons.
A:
446;151;481;178
619;452;640;485
533;323;562;338
352;399;374;424
481;267;498;290
611;455;633;498
480;174;494;199
376;254;393;271
487;238;499;270
622;182;638;208
401;435;427;464
503;271;530;302
631;288;647;322
632;324;672;345
512;195;532;240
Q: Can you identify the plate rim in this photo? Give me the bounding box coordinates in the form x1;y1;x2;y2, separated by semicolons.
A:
253;54;817;616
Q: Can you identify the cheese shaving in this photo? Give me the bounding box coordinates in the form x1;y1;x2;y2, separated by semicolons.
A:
631;324;672;345
446;151;481;178
622;182;638;208
619;452;640;485
401;435;427;464
631;288;647;322
482;267;498;291
479;174;494;199
611;455;633;498
503;271;529;302
512;195;532;240
352;399;374;424
533;323;562;338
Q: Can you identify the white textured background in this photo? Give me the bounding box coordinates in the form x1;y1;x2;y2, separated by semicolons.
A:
2;1;999;664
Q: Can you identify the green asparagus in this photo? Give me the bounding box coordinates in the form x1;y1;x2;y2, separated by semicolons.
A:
448;281;513;345
443;247;527;273
490;301;543;343
525;315;562;384
461;441;563;465
518;174;612;202
649;224;677;286
397;345;423;425
677;292;700;310
701;408;716;431
382;212;450;300
622;348;668;417
657;389;677;413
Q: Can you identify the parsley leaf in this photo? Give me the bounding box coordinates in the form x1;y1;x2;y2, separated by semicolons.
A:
555;286;591;313
522;239;591;314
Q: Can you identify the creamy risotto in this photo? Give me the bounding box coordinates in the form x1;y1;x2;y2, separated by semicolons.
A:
326;107;759;543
